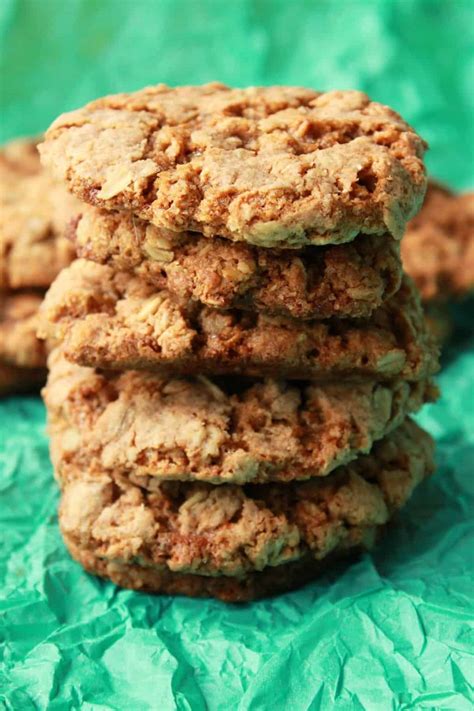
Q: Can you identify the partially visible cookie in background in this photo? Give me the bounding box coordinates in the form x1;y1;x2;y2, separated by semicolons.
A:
0;291;47;394
402;182;474;303
402;182;474;345
0;137;79;290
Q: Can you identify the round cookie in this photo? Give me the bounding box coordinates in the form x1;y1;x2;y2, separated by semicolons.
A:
58;420;434;601
0;137;79;290
44;349;437;486
74;205;402;320
39;83;427;248
402;182;474;303
39;260;439;382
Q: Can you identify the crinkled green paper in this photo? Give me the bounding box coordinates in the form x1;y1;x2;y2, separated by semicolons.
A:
1;1;473;709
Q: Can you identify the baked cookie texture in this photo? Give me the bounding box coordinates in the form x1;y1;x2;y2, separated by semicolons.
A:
39;260;439;382
44;349;436;486
0;292;47;394
73;205;402;320
39;83;427;248
402;182;474;302
58;419;434;600
0;137;78;290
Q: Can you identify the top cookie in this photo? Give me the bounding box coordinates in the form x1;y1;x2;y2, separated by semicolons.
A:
0;138;79;290
39;84;427;248
402;182;474;302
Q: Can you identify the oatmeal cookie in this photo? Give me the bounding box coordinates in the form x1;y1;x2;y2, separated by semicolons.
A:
0;291;46;368
58;419;434;600
39;260;439;381
40;83;426;248
44;349;436;485
402;182;474;302
74;205;402;319
0;137;78;290
0;291;47;394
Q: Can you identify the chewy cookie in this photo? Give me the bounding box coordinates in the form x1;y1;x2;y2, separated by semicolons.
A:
44;349;436;486
39;261;439;381
58;420;434;601
73;206;402;320
39;84;427;248
402;182;474;302
0;137;78;290
0;292;47;393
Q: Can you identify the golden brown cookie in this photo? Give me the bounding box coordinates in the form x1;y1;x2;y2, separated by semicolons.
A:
73;205;402;320
44;349;436;486
402;182;474;302
39;260;439;382
0;137;79;290
0;291;47;394
58;420;434;601
39;84;427;248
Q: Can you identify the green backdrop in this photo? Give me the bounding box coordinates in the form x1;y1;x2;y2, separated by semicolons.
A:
1;1;473;709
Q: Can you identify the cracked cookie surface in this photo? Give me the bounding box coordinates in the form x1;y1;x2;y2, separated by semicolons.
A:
74;205;402;320
402;182;474;302
0;137;78;290
45;349;436;485
58;419;434;600
40;83;426;248
39;260;439;381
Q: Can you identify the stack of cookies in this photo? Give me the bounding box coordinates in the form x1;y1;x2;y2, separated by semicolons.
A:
38;84;439;601
0;138;77;394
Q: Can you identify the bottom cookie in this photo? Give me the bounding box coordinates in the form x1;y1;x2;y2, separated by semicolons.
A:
63;539;359;603
58;420;434;601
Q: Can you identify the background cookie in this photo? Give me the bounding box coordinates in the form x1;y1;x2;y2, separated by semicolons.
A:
0;137;79;290
402;182;474;303
0;292;46;369
0;292;47;395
